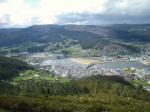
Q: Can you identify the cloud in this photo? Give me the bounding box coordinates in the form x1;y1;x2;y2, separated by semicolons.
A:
56;13;150;25
56;0;150;24
104;0;150;16
0;0;35;28
0;0;150;28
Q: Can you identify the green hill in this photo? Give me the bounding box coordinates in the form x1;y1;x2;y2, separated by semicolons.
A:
0;25;101;47
0;74;150;111
81;39;139;52
0;24;150;47
0;57;150;112
0;56;32;80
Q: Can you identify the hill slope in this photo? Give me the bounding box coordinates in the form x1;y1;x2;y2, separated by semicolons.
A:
81;39;139;52
0;24;150;47
0;56;32;80
0;25;102;46
0;75;150;112
64;24;150;41
0;57;149;111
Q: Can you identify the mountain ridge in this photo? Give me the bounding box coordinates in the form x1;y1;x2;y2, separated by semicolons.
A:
0;24;150;47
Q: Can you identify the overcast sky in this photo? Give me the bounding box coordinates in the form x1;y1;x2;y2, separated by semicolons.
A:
0;0;150;28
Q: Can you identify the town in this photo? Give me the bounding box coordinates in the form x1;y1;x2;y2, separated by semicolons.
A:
12;50;150;91
1;39;150;91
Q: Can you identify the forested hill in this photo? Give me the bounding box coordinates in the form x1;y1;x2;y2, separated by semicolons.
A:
0;56;32;80
0;56;149;111
0;28;22;34
0;24;150;47
0;75;150;111
76;75;150;100
81;39;139;52
0;25;101;46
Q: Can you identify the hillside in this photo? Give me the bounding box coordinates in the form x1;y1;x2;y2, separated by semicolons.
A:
0;75;150;111
0;57;149;111
0;28;22;34
0;24;150;47
0;25;101;47
0;56;33;80
81;39;139;52
64;24;150;41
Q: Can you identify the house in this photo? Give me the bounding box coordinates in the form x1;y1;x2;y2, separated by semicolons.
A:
55;76;59;81
19;73;24;76
34;74;39;77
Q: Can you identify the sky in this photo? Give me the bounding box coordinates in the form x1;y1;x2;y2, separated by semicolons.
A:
0;0;150;28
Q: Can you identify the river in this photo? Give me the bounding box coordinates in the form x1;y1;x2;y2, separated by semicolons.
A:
40;58;150;69
92;61;150;69
40;58;86;67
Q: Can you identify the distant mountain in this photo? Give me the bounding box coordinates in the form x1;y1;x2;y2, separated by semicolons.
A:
64;24;150;41
0;25;101;46
0;28;22;34
0;24;150;47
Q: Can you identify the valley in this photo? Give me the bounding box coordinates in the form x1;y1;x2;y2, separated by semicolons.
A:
0;24;150;112
1;24;150;90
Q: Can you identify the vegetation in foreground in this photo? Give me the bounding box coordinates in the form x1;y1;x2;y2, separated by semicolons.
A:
0;92;150;112
0;56;33;80
0;56;150;111
1;74;150;111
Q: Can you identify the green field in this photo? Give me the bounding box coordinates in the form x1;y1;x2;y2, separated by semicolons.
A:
44;76;55;81
11;69;71;84
129;79;150;86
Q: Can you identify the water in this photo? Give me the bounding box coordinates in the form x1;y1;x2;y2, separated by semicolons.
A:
40;58;86;67
40;59;149;69
93;61;150;69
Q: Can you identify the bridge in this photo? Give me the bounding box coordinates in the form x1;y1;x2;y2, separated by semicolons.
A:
85;62;102;69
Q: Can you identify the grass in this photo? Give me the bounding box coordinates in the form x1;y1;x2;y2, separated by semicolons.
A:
23;70;38;75
44;76;55;81
13;75;32;81
129;79;150;86
9;68;71;84
12;75;34;82
60;77;71;82
11;75;70;84
12;75;41;84
11;70;40;84
44;76;71;82
5;53;19;58
11;76;31;85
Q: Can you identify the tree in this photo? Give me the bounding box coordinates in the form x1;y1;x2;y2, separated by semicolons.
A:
47;88;50;94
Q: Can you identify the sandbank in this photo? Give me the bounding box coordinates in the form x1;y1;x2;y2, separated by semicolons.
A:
70;58;99;64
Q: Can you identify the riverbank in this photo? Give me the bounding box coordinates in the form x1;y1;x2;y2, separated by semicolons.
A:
140;60;150;66
70;58;99;64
